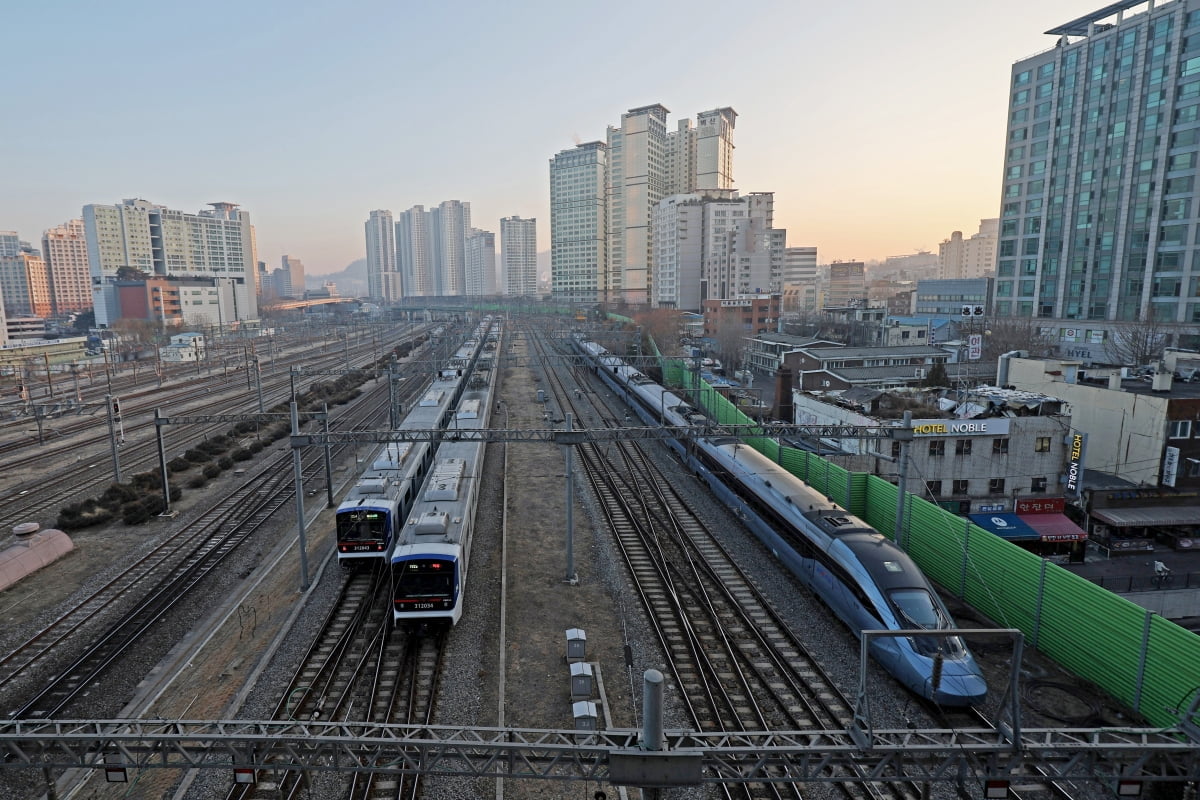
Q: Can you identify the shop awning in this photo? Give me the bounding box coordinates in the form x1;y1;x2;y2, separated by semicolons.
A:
1018;513;1088;542
1091;506;1200;527
968;513;1039;541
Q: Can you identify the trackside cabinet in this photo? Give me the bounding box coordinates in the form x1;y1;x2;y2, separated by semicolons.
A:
565;628;587;662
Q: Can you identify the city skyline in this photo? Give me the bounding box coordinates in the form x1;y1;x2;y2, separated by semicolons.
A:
6;0;1097;276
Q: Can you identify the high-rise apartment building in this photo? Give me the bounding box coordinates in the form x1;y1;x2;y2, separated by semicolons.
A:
393;202;473;298
603;105;736;306
280;255;306;299
550;104;735;306
0;239;51;317
0;232;22;259
549;141;607;304
365;210;399;302
500;217;538;297
82;198;257;327
464;228;496;296
396;206;434;298
42;219;92;315
998;1;1200;322
430;200;471;297
938;219;999;280
653;191;784;311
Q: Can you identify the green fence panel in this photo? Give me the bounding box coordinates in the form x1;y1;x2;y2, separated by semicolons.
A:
1144;617;1200;726
1036;568;1148;711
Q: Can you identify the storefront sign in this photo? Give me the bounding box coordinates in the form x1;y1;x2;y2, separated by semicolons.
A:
977;503;1006;513
1016;497;1066;514
1065;432;1086;496
1163;446;1180;488
909;418;1011;437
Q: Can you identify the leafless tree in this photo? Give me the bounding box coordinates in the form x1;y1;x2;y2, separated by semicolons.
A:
631;307;683;356
981;316;1057;361
707;320;749;373
1102;319;1171;367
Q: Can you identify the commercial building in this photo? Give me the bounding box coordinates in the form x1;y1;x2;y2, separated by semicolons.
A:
825;262;867;309
997;1;1200;323
41;219;92;315
500;216;537;297
364;210;400;302
789;387;1075;538
914;278;994;317
1005;352;1200;553
82;199;257;328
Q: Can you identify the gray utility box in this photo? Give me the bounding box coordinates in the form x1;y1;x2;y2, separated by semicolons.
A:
570;661;594;700
572;700;598;731
565;628;587;662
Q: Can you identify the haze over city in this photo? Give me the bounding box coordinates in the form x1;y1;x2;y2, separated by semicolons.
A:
7;0;1093;275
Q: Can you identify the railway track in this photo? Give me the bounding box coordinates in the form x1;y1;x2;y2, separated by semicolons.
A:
530;324;926;800
0;325;426;531
3;391;391;720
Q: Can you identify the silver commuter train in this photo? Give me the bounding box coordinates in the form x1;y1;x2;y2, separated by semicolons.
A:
390;319;501;626
335;319;491;566
573;335;987;706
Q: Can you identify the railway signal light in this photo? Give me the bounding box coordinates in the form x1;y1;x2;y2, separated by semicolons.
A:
111;398;121;420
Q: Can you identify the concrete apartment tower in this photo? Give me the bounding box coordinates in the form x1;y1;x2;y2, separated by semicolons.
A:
83;198;256;327
365;209;399;302
395;206;433;298
431;200;471;297
280;255;305;299
998;1;1200;322
605;105;736;306
464;228;496;296
549;141;608;304
500;216;537;297
42;219;92;315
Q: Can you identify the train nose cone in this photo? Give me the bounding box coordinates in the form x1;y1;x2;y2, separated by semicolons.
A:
933;671;988;707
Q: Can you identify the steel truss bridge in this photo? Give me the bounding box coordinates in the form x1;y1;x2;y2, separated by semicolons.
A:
1;720;1197;790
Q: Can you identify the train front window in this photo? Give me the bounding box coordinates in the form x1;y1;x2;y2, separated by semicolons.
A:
337;510;387;542
889;589;944;629
394;560;454;600
889;589;963;656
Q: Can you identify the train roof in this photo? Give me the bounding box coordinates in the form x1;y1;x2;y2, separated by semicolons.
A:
804;508;877;538
839;533;929;593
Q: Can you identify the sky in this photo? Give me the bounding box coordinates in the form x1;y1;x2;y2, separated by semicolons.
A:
4;0;1102;276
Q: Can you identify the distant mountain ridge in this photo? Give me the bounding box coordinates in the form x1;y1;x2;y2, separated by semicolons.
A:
309;258;367;296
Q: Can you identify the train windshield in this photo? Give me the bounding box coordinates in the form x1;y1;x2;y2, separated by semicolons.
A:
888;589;963;656
337;510;388;543
393;559;455;609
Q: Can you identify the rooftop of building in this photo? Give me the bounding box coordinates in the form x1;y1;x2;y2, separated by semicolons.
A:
1046;0;1152;36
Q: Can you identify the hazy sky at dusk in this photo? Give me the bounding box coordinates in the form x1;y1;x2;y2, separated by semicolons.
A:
5;0;1103;275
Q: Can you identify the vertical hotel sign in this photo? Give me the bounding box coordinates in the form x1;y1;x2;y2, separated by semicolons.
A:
1163;446;1180;488
1065;432;1086;496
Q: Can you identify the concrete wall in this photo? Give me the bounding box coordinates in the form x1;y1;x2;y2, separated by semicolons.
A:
1007;357;1168;486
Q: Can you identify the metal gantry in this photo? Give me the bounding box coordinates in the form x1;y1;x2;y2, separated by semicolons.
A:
1;719;1197;791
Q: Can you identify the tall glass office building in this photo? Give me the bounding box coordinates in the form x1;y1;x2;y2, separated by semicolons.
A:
998;0;1200;323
